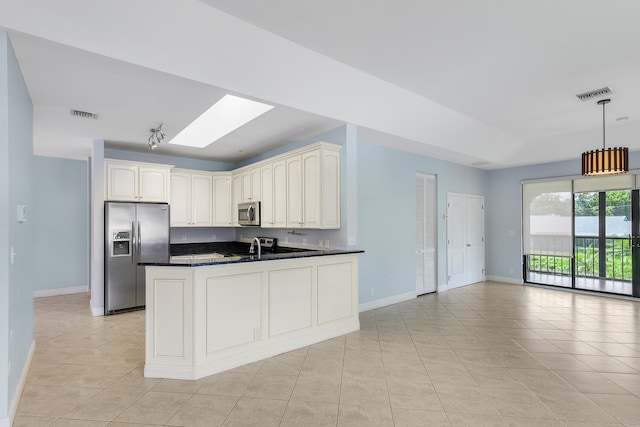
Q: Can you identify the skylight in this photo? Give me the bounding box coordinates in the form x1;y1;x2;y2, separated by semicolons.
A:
169;94;274;148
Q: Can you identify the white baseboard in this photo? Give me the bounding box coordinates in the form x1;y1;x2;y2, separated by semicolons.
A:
359;291;416;312
7;340;35;426
90;305;104;317
34;285;88;298
486;275;523;285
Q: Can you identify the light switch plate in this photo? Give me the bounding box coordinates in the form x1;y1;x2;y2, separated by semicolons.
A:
17;205;27;223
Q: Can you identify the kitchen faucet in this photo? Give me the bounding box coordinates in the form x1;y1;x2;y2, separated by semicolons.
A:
249;237;261;258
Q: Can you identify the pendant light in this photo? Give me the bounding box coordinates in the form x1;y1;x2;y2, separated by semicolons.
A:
582;99;628;176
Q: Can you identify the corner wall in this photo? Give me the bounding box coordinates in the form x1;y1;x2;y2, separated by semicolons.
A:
32;156;89;293
357;138;487;306
0;29;34;424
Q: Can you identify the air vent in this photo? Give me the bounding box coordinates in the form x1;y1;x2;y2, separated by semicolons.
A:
576;87;613;102
70;109;98;119
470;161;490;167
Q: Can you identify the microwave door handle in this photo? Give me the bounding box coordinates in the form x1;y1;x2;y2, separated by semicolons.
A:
248;205;254;222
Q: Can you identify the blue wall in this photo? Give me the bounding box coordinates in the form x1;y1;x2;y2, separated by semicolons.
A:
32;156;89;291
485;152;640;282
0;30;34;421
104;148;235;171
357;139;487;303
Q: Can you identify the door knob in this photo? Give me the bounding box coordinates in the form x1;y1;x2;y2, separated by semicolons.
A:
466;243;472;247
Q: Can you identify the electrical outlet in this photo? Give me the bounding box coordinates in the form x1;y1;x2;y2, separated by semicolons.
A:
348;236;356;246
369;288;375;297
302;238;307;245
318;240;324;247
325;239;329;248
182;235;187;241
211;234;216;240
253;327;261;340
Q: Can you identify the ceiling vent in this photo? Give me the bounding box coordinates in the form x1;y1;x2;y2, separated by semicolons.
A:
470;161;490;167
70;109;98;119
575;87;613;102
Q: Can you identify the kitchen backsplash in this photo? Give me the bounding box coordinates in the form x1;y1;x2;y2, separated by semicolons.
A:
170;227;235;244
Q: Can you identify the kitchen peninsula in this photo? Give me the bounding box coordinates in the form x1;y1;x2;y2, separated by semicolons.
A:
141;242;362;380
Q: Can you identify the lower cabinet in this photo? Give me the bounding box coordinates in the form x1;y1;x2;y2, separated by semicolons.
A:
144;254;360;380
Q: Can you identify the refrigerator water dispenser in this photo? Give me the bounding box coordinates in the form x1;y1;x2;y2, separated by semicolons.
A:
112;230;131;256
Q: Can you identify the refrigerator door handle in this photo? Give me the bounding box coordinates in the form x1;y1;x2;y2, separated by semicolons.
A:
137;220;142;262
131;221;137;264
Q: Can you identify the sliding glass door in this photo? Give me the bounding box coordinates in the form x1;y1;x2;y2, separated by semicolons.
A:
523;175;639;298
574;190;632;295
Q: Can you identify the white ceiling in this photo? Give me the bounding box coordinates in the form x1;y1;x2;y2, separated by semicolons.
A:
2;0;640;169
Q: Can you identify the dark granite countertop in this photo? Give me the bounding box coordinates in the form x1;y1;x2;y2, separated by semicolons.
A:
140;241;363;267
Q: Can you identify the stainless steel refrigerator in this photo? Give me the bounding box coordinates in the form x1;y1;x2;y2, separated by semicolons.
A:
105;202;170;314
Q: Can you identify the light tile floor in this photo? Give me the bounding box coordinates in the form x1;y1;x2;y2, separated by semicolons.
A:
14;281;640;426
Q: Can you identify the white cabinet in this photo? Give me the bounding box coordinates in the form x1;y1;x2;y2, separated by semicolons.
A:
105;160;171;202
286;155;303;227
170;169;213;227
212;174;232;227
272;160;288;228
236;167;262;203
285;144;340;229
144;253;360;380
260;160;287;228
231;174;242;226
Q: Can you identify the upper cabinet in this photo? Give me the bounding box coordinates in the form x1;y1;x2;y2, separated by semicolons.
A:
234;166;262;204
104;142;339;229
212;173;233;227
285;143;340;229
105;160;171;202
170;169;214;227
260;160;287;228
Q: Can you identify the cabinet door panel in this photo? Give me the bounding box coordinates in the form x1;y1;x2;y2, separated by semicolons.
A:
269;267;313;337
170;173;191;226
107;163;138;201
286;156;303;227
231;174;242;226
206;273;262;353
302;151;321;229
139;167;169;202
322;150;340;228
213;175;232;226
273;160;287;228
317;263;352;324
260;165;274;227
191;174;213;226
250;167;261;201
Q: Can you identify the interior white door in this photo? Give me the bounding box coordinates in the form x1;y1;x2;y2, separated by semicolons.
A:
416;173;437;294
447;193;484;289
466;196;485;284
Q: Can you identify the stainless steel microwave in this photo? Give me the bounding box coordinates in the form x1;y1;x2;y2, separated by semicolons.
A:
238;201;260;226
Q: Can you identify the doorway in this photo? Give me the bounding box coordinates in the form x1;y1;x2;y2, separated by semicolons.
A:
446;193;485;289
416;173;437;295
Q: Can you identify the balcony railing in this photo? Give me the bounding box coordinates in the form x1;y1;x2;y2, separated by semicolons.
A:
528;236;632;281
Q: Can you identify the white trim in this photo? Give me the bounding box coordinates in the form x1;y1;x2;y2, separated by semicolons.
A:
33;285;88;298
486;275;523;285
7;340;35;426
359;291;416;312
90;304;104;317
0;417;9;427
